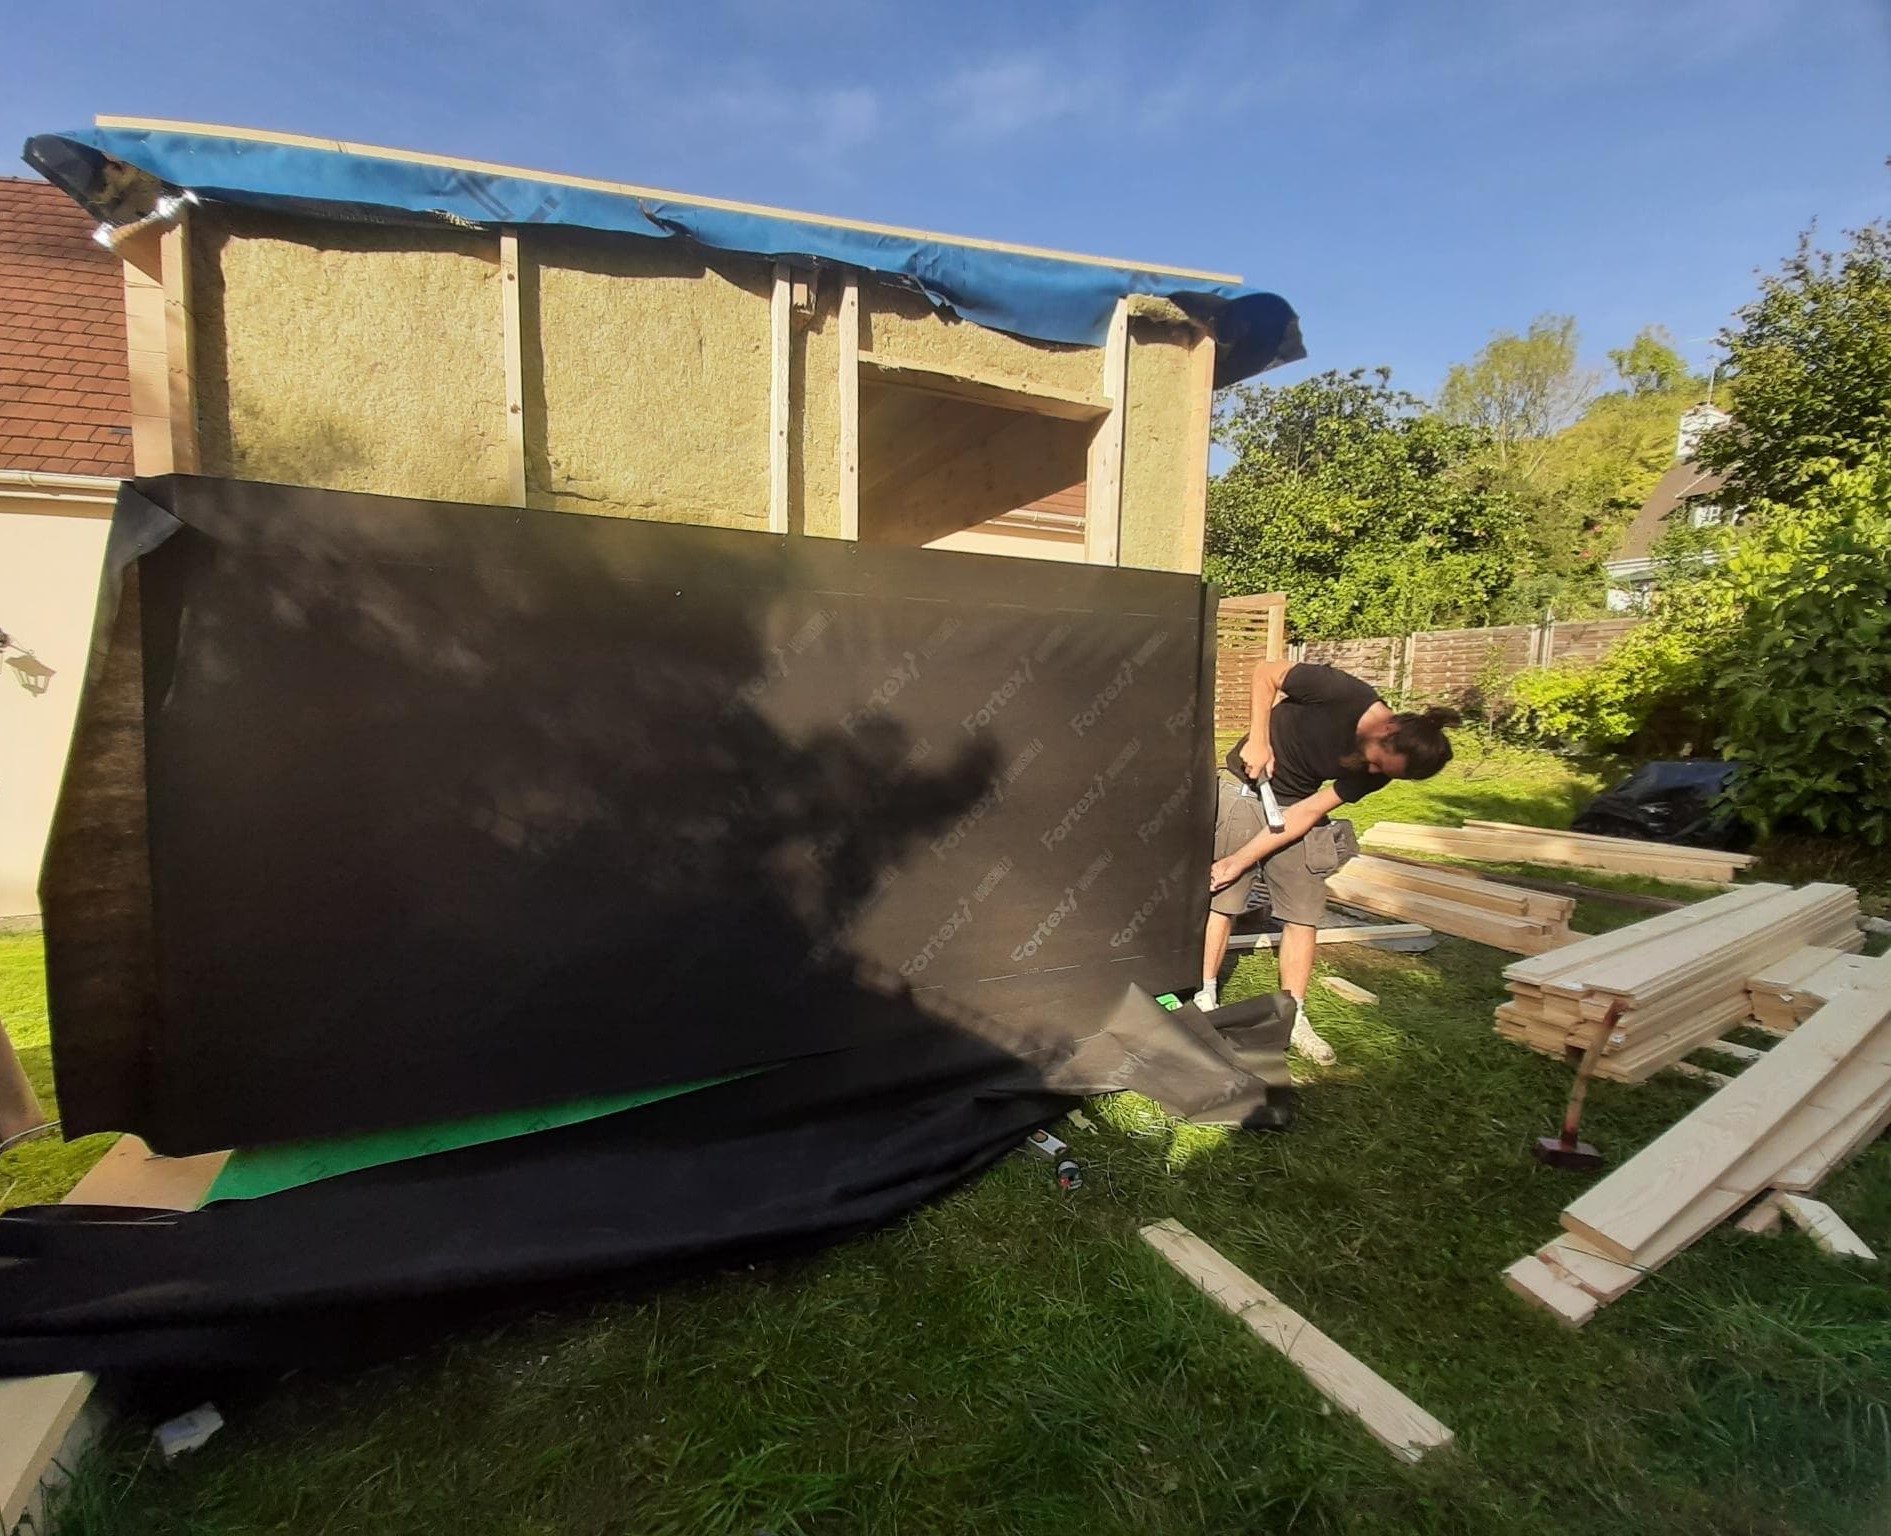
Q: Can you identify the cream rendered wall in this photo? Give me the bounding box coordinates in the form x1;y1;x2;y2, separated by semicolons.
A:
0;496;112;918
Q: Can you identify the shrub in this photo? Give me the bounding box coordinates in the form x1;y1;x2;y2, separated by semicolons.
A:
1501;624;1714;754
1713;454;1891;844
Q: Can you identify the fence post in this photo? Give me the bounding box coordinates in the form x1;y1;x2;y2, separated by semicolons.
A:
1539;620;1557;668
1400;632;1418;701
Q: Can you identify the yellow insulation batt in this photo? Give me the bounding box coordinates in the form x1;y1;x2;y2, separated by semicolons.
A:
528;233;772;527
860;277;1104;398
178;210;1211;572
191;207;511;504
1119;317;1203;573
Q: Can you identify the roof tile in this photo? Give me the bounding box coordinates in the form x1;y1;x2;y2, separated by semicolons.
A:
0;176;134;473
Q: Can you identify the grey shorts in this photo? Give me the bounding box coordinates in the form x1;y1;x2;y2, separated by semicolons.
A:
1211;773;1357;925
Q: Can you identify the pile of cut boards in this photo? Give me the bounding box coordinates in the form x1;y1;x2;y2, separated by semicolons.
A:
1505;971;1891;1326
1362;820;1757;885
1327;855;1580;956
1748;946;1891;1030
1494;883;1861;1082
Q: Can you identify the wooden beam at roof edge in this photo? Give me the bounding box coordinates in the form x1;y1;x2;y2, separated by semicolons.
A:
499;233;528;507
838;275;860;541
770;264;791;534
1083;298;1128;567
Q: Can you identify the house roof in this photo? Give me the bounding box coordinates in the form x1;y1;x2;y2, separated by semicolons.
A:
25;117;1304;387
1608;458;1728;564
0;175;132;477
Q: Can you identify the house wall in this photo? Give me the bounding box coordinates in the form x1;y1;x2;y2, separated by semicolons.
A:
0;495;112;919
180;210;1212;571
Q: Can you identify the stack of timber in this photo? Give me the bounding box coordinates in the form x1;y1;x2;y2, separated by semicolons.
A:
1361;820;1757;884
1747;945;1891;1031
1504;978;1891;1326
1327;855;1579;955
1493;883;1861;1082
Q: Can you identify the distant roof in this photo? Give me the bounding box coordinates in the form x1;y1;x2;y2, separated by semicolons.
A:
24;118;1305;387
1609;459;1728;564
0;176;132;478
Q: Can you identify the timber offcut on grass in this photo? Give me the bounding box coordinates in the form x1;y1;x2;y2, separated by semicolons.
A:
1141;1219;1454;1463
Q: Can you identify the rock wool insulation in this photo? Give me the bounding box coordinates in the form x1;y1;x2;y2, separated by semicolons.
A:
528;233;773;528
181;215;1207;571
1120;319;1202;573
192;208;511;505
861;277;1104;398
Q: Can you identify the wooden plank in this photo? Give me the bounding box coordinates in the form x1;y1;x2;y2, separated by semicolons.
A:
769;264;791;534
1502;884;1787;986
1503;1255;1597;1327
1771;1074;1891;1190
160;211;200;474
1747;945;1852;993
98;116;1244;283
1539;1235;1646;1303
1462;821;1757;869
1227;923;1430;952
1775;1194;1877;1260
1;1374;98;1536
1563;994;1891;1261
498;232;528;507
1083;299;1129;566
1667;1060;1735;1089
1320;976;1379;1006
120;226;173;475
1362;824;1743;883
1700;1039;1766;1065
1142;1219;1454;1461
1339;855;1546;918
1735;1195;1784;1235
1178;324;1216;573
857;351;1109;422
1574;887;1855;1003
1328;877;1566;955
1375;820;1745;874
837;275;860;541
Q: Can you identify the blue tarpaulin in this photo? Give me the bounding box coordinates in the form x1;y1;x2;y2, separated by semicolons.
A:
25;123;1302;386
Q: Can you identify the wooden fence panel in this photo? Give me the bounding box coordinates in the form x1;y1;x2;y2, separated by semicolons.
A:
1214;594;1287;734
1546;618;1639;667
1297;637;1401;697
1213;612;1644;729
1405;624;1537;704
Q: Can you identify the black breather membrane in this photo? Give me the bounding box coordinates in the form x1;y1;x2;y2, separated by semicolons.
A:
6;476;1293;1372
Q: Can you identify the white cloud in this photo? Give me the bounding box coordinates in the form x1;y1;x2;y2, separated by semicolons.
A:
935;54;1092;142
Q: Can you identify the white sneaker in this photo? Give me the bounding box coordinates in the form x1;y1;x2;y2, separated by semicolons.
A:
1290;1005;1336;1065
1196;980;1219;1012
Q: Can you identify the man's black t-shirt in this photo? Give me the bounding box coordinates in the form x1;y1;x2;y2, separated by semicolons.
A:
1225;663;1389;807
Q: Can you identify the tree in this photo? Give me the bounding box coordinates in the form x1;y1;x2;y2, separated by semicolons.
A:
1608;327;1689;395
1436;315;1599;479
1206;368;1528;638
1699;219;1891;507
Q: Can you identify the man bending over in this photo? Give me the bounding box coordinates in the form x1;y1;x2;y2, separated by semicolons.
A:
1200;661;1458;1063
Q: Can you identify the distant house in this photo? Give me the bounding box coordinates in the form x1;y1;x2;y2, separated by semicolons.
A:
1603;403;1733;612
0;176;133;920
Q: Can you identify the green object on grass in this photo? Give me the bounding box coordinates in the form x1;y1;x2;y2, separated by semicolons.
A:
206;1075;739;1204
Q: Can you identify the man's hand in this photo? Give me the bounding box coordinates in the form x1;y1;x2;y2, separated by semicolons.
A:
1239;737;1275;783
1209;855;1249;893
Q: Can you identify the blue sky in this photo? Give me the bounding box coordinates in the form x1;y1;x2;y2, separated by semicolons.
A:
6;0;1887;396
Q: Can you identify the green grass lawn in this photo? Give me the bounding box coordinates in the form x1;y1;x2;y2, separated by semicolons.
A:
28;747;1891;1536
0;932;116;1213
